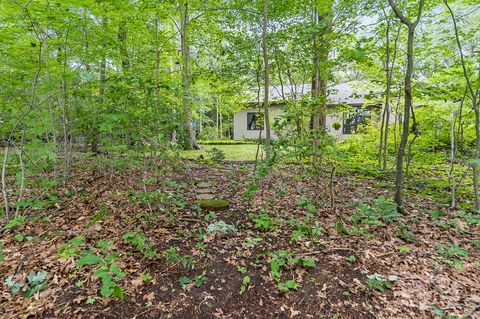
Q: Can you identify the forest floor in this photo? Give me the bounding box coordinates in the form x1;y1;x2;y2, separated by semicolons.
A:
0;157;479;319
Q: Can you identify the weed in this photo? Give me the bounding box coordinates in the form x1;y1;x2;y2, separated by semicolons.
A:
288;218;324;241
4;271;48;297
296;196;317;214
240;276;250;293
277;280;300;292
365;273;397;292
346;255;356;263
435;242;468;269
88;204;110;226
122;232;157;259
164;247;195;270
270;250;315;292
352;196;400;226
207;147;225;162
252;212;273;230
58;236;84;259
4;216;27;230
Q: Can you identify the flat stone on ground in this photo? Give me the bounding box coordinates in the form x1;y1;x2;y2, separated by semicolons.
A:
197;182;211;188
197;193;216;200
197;188;213;194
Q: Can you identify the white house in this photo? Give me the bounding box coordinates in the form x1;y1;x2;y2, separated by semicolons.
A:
233;82;382;140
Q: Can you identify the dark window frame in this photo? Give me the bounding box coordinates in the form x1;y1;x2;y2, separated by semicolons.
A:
247;112;264;130
342;107;371;134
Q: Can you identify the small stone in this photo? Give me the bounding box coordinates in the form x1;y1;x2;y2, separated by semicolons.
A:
197;194;216;200
197;188;213;194
197;182;211;188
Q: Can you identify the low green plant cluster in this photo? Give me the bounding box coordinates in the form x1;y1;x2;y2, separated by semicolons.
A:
206;147;226;162
164;246;195;270
365;273;397;293
252;211;273;231
122;232;157;259
58;237;127;299
4;271;49;297
296;196;317;214
434;242;469;269
287;218;324;241
352;196;401;225
270;250;316;292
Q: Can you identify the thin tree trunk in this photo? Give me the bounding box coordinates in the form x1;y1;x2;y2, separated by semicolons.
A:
388;0;424;212
180;1;200;150
2;146;9;221
93;14;107;153
444;0;480;209
262;0;271;162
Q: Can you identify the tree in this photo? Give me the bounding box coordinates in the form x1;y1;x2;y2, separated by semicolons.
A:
443;0;480;210
388;0;425;212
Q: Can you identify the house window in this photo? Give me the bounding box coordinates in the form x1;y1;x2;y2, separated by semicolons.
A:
247;112;264;130
343;107;370;134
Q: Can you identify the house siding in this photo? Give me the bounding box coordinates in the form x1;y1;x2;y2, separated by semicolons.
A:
233;105;351;140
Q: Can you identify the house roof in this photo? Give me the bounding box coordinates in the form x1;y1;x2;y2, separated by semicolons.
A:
248;81;381;106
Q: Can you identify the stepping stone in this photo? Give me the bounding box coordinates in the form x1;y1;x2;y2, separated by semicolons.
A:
198;199;231;211
197;193;216;200
197;188;213;194
197;182;211;188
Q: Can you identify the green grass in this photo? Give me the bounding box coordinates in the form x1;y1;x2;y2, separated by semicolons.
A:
180;144;260;161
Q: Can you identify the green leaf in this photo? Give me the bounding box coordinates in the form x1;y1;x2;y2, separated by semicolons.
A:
112;285;124;300
178;276;191;287
76;251;102;268
302;258;316;267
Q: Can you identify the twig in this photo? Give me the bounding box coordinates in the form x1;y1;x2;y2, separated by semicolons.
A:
298;247;355;257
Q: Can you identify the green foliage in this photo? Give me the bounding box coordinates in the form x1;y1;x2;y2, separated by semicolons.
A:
457;211;480;225
4;271;48;297
4;216;27;230
164;247;195;270
89;205;110;225
435;242;468;269
252;212;273;230
277;280;300;292
365;273;397;293
288;218;324;241
198;140;256;145
122;232;157;259
206;147;226;162
270;250;315;291
243;181;260;199
58;236;84;259
296;196;317;214
346;255;357;263
352;196;400;226
240;276;250;293
75;244;126;299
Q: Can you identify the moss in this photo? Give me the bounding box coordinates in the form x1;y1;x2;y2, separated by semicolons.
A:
198;199;230;211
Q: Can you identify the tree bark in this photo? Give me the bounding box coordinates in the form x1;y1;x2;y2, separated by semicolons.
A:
388;0;424;212
443;0;480;209
180;1;201;150
262;0;271;162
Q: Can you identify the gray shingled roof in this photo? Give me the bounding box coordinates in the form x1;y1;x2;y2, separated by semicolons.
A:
249;81;380;105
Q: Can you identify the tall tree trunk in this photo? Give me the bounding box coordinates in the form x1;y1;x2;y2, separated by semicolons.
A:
92;13;107;153
444;0;480;209
180;1;200;150
1;146;9;221
262;0;271;162
388;0;424;212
